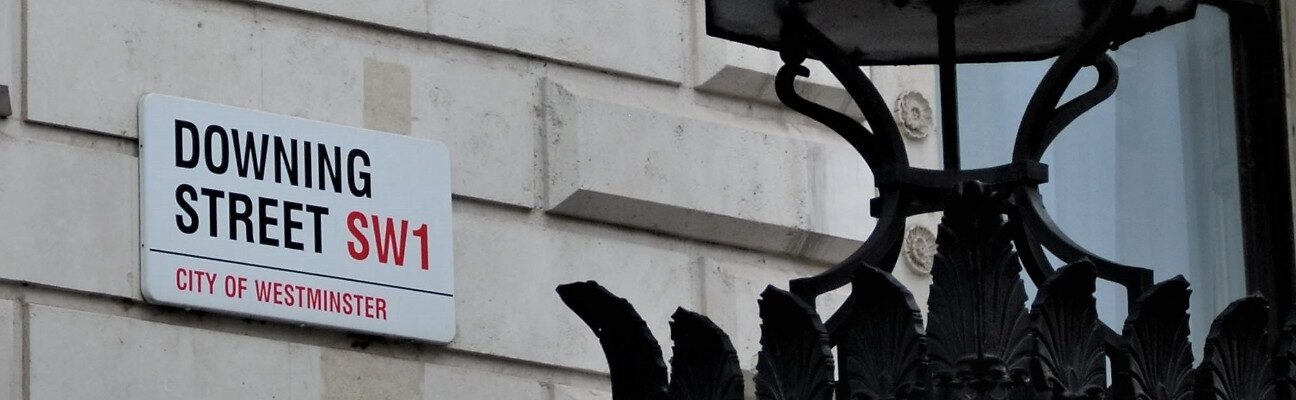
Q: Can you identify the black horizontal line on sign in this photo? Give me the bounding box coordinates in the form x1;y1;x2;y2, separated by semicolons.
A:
149;248;453;298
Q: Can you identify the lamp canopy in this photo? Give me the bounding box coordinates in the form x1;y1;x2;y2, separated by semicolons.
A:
705;0;1198;65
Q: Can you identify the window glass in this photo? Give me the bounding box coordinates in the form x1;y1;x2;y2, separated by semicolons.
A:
956;5;1243;357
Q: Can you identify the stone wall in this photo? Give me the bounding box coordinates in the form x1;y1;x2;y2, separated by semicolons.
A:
0;0;940;398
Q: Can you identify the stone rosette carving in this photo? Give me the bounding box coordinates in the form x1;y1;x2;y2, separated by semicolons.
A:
895;91;934;140
903;225;937;275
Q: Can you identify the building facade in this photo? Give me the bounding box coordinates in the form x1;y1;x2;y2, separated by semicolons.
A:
0;0;1290;399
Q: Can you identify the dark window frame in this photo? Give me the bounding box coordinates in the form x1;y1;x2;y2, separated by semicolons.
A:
1203;0;1294;325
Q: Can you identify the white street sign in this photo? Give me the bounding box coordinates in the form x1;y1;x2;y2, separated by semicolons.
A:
139;94;454;343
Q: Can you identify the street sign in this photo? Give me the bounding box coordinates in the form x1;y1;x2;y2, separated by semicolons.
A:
139;94;454;343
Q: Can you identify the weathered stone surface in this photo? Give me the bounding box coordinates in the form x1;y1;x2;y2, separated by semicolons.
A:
322;347;424;399
27;0;542;208
0;300;18;400
545;82;874;263
320;346;551;399
427;0;686;82
0;136;139;299
27;0;262;138
424;363;548;399
552;384;614;400
28;305;322;399
696;39;858;118
257;11;544;207
239;0;685;82
243;0;429;32
449;202;700;372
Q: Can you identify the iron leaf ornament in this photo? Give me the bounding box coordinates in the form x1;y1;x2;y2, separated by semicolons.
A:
925;183;1032;399
669;309;746;400
1110;277;1195;400
1027;262;1108;399
754;287;835;400
835;266;928;400
1195;297;1277;400
558;0;1291;399
556;281;668;400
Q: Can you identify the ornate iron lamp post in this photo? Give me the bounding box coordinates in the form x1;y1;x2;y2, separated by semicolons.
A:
556;0;1293;399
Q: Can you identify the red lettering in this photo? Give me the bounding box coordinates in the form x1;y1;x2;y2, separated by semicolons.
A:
372;216;409;266
204;272;217;294
176;268;188;291
347;211;369;260
175;268;219;293
360;295;373;318
247;279;388;320
255;280;272;301
272;282;284;305
307;287;321;310
413;224;429;270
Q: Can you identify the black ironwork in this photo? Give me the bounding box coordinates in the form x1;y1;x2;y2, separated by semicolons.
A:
557;0;1295;399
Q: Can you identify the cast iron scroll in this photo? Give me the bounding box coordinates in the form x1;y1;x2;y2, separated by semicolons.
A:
557;0;1292;399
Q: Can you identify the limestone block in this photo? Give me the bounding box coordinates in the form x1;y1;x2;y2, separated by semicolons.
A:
26;0;262;138
545;82;874;262
27;305;322;400
242;0;684;81
696;38;859;118
423;363;547;400
552;384;613;400
0;300;17;400
243;0;687;82
243;0;428;32
257;11;543;207
428;0;686;82
448;203;700;372
0;136;139;299
321;347;425;399
27;0;542;208
318;347;551;399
